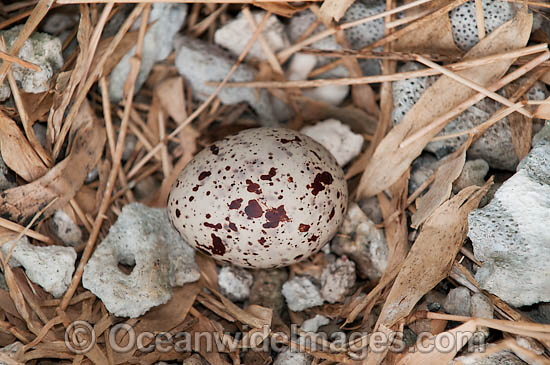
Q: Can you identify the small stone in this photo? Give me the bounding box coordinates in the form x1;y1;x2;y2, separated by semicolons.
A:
287;53;349;106
357;196;383;224
50;210;83;247
468;125;550;306
174;35;277;124
331;203;388;280
320;256;356;303
0;342;23;362
453;159;489;194
470;293;493;343
214;10;289;61
250;268;288;315
453;349;527;365
443;287;471;316
0;156;15;192
273;349;311;365
281;276;323;312
218;265;254;302
109;4;188;101
0;25;63;101
2;237;76;298
41;12;79;35
301;119;363;166
182;354;205;365
449;0;516;51
409;153;441;193
301;314;330;333
83;203;200;318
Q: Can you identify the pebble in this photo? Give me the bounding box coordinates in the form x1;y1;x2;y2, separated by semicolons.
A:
83;203;200;318
2;237;76;298
0;157;15;192
174;35;277;124
281;276;323;312
218;265;254;302
453;348;527;365
468;125;550;306
300;119;363;166
109;3;188;101
249;268;288;315
320;256;356;303
273;349;311;365
301;314;330;333
287;53;349;106
357;196;383;225
443;287;471;317
331;203;388;280
50;210;83;247
0;25;63;101
453;159;489;194
214;10;289;61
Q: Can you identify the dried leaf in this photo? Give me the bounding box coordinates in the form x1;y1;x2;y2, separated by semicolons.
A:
0;101;105;225
253;2;313;18
411;138;470;228
394;1;460;55
0;112;47;182
155;77;187;124
356;11;532;198
397;321;477;365
319;0;354;23
375;180;491;329
534;95;550;119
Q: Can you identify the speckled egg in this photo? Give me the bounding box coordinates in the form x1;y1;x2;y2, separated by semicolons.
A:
167;127;348;268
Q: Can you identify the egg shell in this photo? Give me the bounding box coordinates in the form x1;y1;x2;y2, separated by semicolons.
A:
168;127;348;268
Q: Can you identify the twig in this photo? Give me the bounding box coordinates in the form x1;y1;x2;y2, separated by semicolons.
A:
0;50;40;71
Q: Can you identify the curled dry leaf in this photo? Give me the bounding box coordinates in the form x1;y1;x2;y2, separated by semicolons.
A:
356;11;532;198
319;0;354;23
411;137;471;228
374;180;492;329
0;111;47;182
394;0;460;55
0;100;105;225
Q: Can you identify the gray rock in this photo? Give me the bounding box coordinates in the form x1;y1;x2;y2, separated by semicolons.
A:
443;287;471;316
409;153;440;193
0;156;15;192
300;119;363;166
449;0;516;51
453;159;489;194
174;35;277;124
109;3;187;101
50;210;83;247
2;237;76;298
218;265;254;302
358;196;383;224
301;314;329;333
468;126;550;306
41;12;79;35
214;10;289;61
331;203;388;280
393;61;548;171
287;1;385;78
83;203;200;317
250;268;288;315
470;292;493;343
0;25;63;101
281;276;323;312
320;256;356;303
273;349;311;365
453;349;527;365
